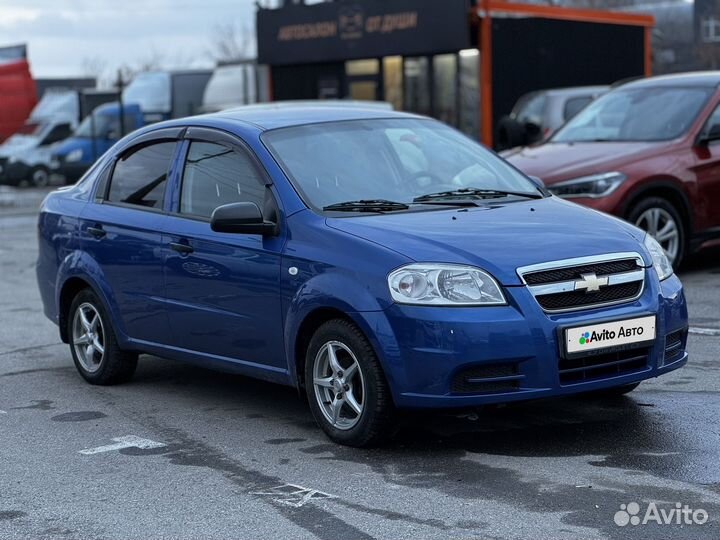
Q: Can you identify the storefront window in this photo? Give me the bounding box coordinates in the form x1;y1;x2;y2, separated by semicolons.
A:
459;48;480;139
345;59;379;76
403;57;430;116
383;56;403;110
433;54;457;127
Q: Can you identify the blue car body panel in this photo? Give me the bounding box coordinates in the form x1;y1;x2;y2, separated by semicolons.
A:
36;107;689;409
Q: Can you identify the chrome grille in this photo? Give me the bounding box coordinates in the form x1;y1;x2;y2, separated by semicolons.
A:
518;253;646;313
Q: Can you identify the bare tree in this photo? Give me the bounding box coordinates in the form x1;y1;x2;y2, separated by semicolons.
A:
209;21;253;62
81;56;107;83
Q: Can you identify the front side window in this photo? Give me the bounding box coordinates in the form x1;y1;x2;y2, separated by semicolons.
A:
106;142;176;209
179;141;266;219
563;97;593;121
263;118;538;211
553;87;712;143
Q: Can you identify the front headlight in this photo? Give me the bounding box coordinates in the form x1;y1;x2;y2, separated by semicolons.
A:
7;155;18;164
388;264;506;306
65;149;83;162
644;234;673;281
549;172;626;199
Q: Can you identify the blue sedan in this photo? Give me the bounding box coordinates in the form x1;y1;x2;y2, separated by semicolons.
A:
36;105;688;446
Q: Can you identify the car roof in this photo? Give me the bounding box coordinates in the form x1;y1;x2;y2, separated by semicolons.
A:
620;71;720;89
211;104;421;131
543;85;609;97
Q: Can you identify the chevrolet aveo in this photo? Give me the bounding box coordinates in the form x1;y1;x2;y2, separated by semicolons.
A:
37;106;689;446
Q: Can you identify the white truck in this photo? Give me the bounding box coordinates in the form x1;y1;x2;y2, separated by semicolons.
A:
0;88;115;187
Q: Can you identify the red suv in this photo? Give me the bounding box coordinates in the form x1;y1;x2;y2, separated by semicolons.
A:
505;72;720;267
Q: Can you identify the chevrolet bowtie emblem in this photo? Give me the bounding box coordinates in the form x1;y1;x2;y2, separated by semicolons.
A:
574;272;609;293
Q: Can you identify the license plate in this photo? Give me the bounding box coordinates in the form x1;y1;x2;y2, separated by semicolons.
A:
565;315;656;355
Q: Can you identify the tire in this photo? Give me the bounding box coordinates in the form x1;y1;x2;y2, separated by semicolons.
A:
584;382;640;398
304;319;396;447
30;166;50;188
627;196;686;269
67;289;138;385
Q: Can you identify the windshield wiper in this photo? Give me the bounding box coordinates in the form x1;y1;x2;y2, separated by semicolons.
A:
323;199;410;212
413;187;542;203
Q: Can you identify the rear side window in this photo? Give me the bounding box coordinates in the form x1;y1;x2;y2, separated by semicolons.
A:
107;142;176;209
563;96;593;121
179;141;265;219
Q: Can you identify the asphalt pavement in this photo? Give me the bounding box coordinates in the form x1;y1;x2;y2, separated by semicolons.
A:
1;187;718;539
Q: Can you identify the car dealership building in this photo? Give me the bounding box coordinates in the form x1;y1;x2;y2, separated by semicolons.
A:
256;0;654;147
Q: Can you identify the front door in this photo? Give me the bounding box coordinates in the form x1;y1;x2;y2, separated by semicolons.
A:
692;101;720;233
162;133;286;372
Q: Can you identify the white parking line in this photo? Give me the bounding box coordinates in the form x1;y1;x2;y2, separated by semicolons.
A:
689;327;720;337
79;435;166;455
0;410;7;414
251;484;336;508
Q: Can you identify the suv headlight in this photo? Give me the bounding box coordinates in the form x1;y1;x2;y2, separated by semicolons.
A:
644;234;673;281
388;264;506;306
65;149;83;162
549;172;626;199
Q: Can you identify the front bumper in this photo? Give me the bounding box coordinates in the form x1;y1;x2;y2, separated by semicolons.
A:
361;271;688;408
0;159;31;185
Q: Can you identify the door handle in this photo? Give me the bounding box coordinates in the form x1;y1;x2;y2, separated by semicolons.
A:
87;226;106;239
169;242;194;255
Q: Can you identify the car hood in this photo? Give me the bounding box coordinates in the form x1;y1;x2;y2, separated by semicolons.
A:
0;135;38;156
504;141;664;183
326;197;649;285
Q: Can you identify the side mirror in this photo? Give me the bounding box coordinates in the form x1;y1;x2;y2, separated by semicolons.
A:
210;202;277;236
698;123;720;146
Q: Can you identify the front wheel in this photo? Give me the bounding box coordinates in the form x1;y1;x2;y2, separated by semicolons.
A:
68;289;138;385
30;166;50;188
628;197;685;269
305;319;396;447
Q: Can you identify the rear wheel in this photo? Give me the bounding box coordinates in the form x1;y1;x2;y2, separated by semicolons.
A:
68;289;137;385
305;319;396;447
628;196;685;268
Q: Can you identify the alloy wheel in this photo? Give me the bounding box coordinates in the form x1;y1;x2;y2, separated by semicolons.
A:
312;340;366;430
634;207;679;265
72;302;105;373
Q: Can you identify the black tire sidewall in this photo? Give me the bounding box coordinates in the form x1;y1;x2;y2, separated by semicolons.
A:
67;288;135;384
628;196;686;269
304;320;393;447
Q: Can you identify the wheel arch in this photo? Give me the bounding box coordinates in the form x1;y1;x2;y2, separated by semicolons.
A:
621;178;693;237
57;276;95;343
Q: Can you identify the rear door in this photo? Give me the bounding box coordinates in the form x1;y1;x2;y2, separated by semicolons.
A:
162;128;286;372
79;130;182;345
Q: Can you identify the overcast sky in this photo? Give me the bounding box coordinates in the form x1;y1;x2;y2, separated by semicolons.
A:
0;0;268;81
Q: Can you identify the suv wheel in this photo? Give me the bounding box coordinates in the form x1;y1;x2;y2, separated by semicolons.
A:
628;197;685;268
305;319;396;447
68;289;138;385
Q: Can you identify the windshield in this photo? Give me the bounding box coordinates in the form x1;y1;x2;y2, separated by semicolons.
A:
553;86;712;143
75;113;114;138
263;118;539;211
